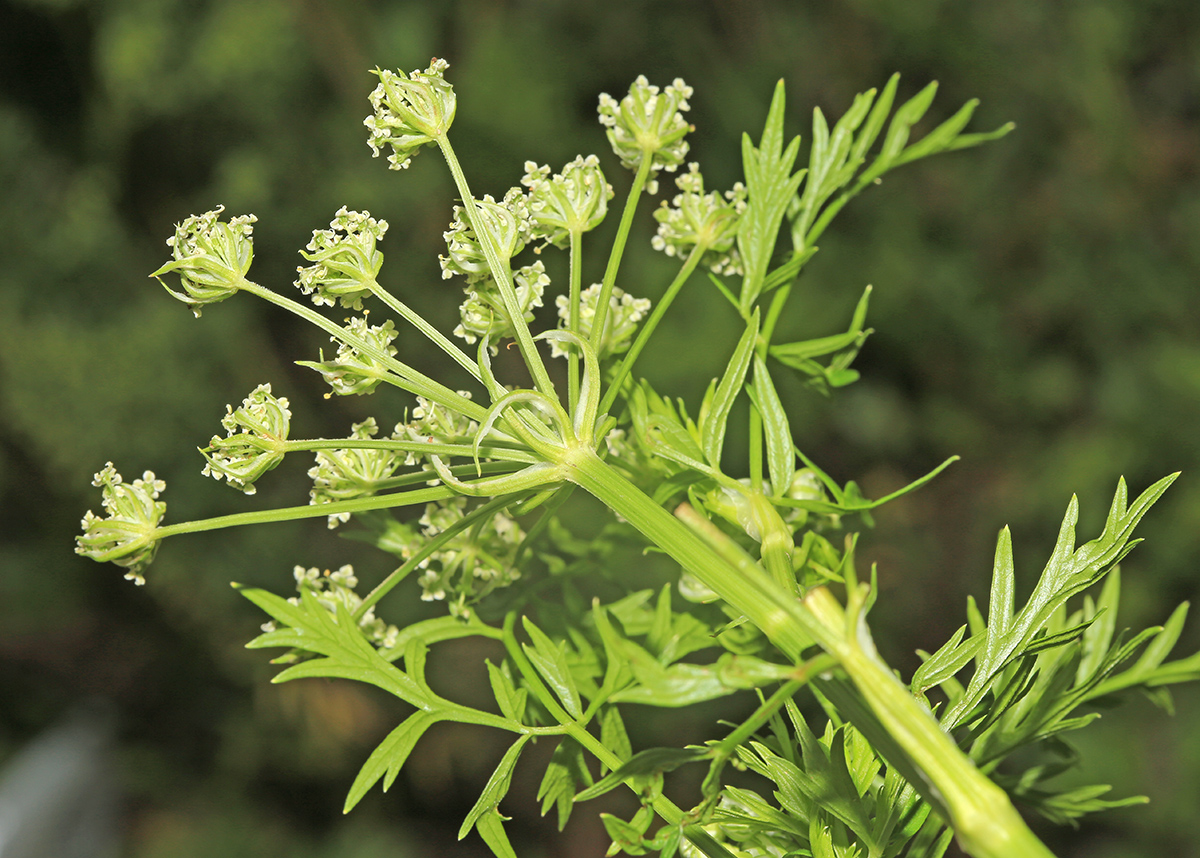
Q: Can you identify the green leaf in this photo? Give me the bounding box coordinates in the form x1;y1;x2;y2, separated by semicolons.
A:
240;586;432;708
599;705;632;772
701;309;759;468
1027;784;1147;827
910;625;980;703
942;475;1178;730
737;81;806;310
752;357;794;498
486;660;528;724
521;616;583;718
601;812;649;856
343;710;442;813
537;737;592;830
475;807;519;858
575;747;708;802
770;286;872;364
459;734;532;839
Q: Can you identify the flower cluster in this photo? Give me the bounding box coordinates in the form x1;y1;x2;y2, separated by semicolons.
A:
309;418;406;528
300;315;398;396
365;58;456;170
454;261;548;349
75;463;167;585
268;565;400;651
521;155;613;248
201;384;291;495
151;206;257;316
652;163;746;275
597;76;694;194
439;189;531;282
392;498;525;618
295;208;389;310
552;283;650;360
397;393;481;458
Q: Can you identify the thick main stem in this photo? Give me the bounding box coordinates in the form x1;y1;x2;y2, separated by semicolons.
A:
562;446;1056;858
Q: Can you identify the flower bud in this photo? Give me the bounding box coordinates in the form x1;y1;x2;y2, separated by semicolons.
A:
201;384;291;495
300;315;398;396
439;189;531;282
309;418;405;528
521;155;613;248
651;163;747;275
151;206;257;316
365;58;456;170
454;261;548;349
76;463;166;584
296;207;389;310
597;76;694;194
552;283;650;360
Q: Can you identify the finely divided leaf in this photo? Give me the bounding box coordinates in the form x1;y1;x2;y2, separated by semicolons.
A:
344;710;443;812
459;735;532;839
752;356;795;498
738;81;806;311
522;616;583;718
702;309;759;468
575;747;707;802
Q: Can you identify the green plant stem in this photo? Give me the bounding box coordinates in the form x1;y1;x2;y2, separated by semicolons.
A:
567;229;584;414
239;279;486;421
589;155;653;356
748;404;764;492
283;438;538;465
367;278;483;382
436;136;557;400
760;282;792;352
562;446;1057;858
599;241;705;415
155;483;460;539
357;494;520;617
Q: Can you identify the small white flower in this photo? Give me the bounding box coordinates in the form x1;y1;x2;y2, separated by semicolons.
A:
551;283;651;360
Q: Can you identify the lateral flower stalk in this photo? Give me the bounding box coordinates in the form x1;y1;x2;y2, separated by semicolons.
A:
435;135;557;399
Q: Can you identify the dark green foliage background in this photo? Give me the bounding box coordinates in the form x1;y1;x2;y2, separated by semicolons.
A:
1;0;1198;855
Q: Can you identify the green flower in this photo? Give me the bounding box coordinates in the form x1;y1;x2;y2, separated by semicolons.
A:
521;155;613;248
296;207;389;310
365;58;456;170
453;261;548;349
398;393;481;464
201;384;291;495
652;163;746;275
299;315;398;396
551;283;650;360
309;418;406;528
597;76;694;194
439;189;531;282
151;206;257;316
76;463;166;585
395;498;525;618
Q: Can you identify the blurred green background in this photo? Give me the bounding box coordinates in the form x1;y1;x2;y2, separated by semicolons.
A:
1;0;1198;855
